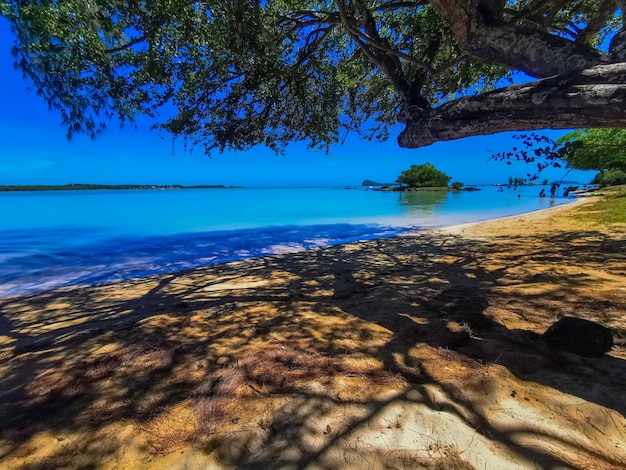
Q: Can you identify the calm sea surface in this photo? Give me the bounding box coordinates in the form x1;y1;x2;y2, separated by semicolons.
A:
0;186;571;295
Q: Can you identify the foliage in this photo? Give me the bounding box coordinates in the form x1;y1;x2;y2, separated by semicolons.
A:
451;181;464;190
396;163;451;188
557;129;626;173
1;1;624;153
593;169;626;187
492;134;564;181
493;129;626;182
507;176;526;186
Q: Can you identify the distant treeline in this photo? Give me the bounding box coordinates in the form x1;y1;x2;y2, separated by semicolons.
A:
0;184;239;191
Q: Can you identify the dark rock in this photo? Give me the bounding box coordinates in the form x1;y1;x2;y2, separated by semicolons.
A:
542;317;613;357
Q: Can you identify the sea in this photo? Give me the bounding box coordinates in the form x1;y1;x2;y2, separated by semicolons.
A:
0;185;572;295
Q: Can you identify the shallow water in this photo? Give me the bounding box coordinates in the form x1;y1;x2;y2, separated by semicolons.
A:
0;186;570;294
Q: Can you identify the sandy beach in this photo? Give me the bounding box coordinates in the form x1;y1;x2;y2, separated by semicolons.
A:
0;193;625;469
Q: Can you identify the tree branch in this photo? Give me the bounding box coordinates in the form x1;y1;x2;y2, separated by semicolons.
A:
348;26;433;70
371;1;427;13
336;0;432;74
576;0;617;45
398;63;626;148
335;0;410;94
430;0;607;77
296;26;337;65
507;0;569;24
278;11;341;32
105;34;148;54
610;0;626;60
433;53;467;74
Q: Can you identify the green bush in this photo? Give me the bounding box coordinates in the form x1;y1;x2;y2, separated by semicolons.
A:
396;163;452;188
592;169;626;187
451;181;464;190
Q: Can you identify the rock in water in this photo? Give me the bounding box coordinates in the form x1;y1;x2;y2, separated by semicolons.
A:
542;317;613;357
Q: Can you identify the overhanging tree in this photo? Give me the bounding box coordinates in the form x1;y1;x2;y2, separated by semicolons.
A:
2;1;625;154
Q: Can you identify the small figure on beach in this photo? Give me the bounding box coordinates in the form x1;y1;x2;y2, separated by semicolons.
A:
517;194;521;199
539;189;546;198
550;183;559;198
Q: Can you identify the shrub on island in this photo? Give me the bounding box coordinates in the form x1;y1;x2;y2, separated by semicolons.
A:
396;163;451;189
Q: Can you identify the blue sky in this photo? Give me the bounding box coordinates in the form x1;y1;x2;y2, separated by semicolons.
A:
0;19;593;187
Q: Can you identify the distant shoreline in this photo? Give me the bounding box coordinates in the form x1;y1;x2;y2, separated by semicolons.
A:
0;184;241;191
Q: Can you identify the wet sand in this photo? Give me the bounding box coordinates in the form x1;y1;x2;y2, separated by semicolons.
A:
0;195;625;469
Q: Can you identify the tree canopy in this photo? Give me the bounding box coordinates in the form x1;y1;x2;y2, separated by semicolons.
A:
558;129;626;173
396;162;451;187
562;129;626;186
2;0;625;154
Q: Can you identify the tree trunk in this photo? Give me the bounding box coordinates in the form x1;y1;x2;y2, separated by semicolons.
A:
398;63;626;148
429;0;607;78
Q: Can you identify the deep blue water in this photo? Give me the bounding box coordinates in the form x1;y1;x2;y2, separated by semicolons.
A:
0;186;571;295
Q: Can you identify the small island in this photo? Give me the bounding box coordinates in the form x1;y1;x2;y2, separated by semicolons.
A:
367;163;481;192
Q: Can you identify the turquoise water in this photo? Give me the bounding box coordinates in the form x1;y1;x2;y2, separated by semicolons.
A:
0;186;570;295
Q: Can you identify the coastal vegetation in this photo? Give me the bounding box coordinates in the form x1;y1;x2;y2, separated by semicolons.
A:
508;176;526;186
396;163;451;188
2;1;624;153
593;169;626;187
0;184;237;191
559;129;626;173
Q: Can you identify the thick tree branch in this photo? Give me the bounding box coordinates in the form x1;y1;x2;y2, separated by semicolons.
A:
430;0;607;77
398;63;626;148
